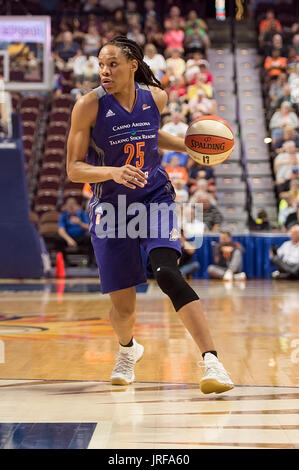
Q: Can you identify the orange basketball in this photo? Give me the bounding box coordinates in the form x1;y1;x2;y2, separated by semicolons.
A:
184;115;234;166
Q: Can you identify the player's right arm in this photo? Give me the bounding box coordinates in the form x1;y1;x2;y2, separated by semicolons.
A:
66;93;147;189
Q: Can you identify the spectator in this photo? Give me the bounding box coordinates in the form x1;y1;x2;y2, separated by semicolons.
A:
173;180;189;203
188;89;215;117
143;43;166;80
127;24;146;46
284;200;299;231
191;191;223;232
144;20;165;54
290;33;299;56
165;48;186;76
184;22;210;56
264;33;288;59
162;149;189;168
278;191;297;227
275;84;293;111
161;150;189;167
286;47;298;75
259;9;282;36
163;19;185;53
208;230;246;281
72;54;99;84
167;75;188;99
249;209;272;231
178;230;200;278
288;63;299;89
269;101;298;143
125;1;142;27
189;173;216;200
82;24;102;56
82;182;93;210
185;51;204;82
161;90;188;120
274;140;299;192
185;9;208;33
273;125;299;154
264;49;287;82
57;197;94;266
187;71;213;100
70;79;95;101
112;9;128;35
164;5;185;31
270;224;299;279
268;72;287;110
164;155;188;186
161;111;188;138
53;31;82;70
181;203;205;239
188;162;215;183
143;0;160;25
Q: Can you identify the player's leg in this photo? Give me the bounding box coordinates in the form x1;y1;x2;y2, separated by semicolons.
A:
109;287;144;385
149;247;234;394
90;234;146;385
109;287;137;346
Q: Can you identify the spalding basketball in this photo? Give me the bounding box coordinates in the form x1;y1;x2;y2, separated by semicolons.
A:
184;115;234;166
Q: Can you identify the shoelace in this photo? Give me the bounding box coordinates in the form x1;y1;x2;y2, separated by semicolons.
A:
197;360;232;381
113;352;135;375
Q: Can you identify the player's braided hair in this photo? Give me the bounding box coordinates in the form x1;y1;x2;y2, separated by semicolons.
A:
102;36;164;90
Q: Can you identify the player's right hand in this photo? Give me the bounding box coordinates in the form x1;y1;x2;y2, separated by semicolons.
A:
111;165;148;189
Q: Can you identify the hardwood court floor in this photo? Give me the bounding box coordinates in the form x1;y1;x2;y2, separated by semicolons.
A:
0;279;298;449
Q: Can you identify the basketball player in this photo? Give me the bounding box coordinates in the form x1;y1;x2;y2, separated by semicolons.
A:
67;37;233;394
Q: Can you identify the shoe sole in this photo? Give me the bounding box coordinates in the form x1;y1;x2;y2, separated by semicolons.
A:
111;347;144;386
200;379;234;394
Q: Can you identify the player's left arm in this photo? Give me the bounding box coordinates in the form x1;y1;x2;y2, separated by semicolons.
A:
150;86;187;153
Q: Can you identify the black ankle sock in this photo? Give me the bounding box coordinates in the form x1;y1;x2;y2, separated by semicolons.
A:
120;338;134;347
202;350;218;359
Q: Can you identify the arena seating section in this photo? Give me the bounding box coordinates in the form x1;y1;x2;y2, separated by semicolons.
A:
5;1;299;271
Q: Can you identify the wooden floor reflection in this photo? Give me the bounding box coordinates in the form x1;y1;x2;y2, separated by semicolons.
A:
0;278;298;448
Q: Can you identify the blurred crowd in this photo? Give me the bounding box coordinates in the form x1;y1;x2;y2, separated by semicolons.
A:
260;8;299;231
49;1;225;238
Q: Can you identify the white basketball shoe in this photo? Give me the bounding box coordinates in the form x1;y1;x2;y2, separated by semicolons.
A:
111;339;144;385
199;353;234;394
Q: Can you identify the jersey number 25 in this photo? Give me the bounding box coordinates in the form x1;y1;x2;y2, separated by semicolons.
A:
124;142;145;169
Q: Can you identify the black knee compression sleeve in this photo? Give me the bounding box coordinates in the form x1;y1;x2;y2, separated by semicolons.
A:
149;248;199;311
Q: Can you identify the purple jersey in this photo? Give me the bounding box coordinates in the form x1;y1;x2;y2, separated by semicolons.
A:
86;82;181;293
86;82;174;210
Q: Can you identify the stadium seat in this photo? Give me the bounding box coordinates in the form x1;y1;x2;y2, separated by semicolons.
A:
22;121;37;137
47;122;69;136
39;174;61;184
49;108;70;123
20;108;39;122
40;211;60;224
216;177;246;191
53;95;74;108
214;162;243;177
63;189;83;204
21;95;43;109
247;162;272;176
45;135;66;150
248;177;275;192
39;167;62;179
251;192;276;205
39;222;59;237
38;180;60;191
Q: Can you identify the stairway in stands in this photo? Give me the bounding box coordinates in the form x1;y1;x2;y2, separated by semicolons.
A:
207;18;278;231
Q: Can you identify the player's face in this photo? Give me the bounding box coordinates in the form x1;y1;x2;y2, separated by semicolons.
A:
98;45;137;93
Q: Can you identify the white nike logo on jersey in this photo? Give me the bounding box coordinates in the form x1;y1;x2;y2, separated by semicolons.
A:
142;104;151;110
106;109;116;117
